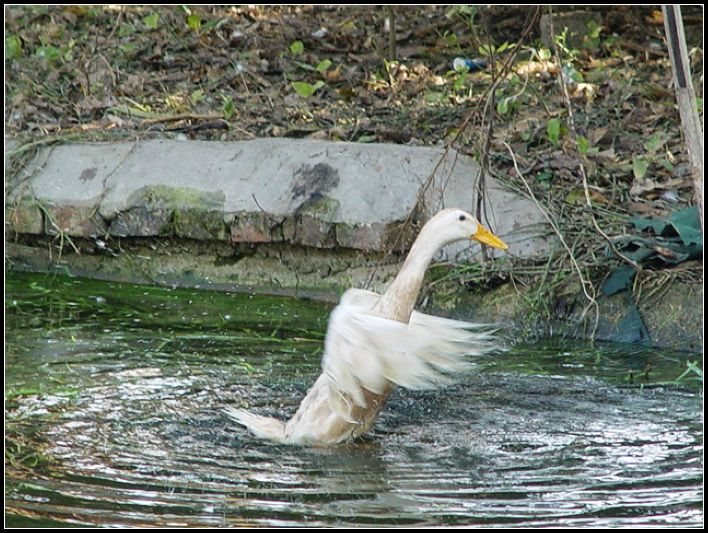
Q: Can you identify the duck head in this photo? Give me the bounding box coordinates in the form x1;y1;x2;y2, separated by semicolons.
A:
424;208;508;250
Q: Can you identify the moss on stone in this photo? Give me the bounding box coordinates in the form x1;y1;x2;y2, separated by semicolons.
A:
129;185;225;211
173;208;228;241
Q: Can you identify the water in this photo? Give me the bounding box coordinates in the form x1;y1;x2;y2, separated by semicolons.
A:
5;272;703;527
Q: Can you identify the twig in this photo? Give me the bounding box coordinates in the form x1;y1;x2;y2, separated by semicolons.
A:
470;7;542;237
5;132;89;159
546;6;642;273
501;140;600;335
251;193;268;214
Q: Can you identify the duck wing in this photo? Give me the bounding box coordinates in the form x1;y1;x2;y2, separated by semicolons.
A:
322;288;499;421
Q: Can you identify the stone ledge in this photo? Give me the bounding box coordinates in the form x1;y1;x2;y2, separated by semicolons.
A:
6;138;552;257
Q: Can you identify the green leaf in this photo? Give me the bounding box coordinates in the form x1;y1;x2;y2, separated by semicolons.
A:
586;20;602;38
291;80;324;98
118;42;138;56
576;135;589;154
443;32;459;48
202;18;221;33
547;118;561;144
356;134;377;143
496;41;511;54
35;44;62;61
187;14;202;31
144;12;159;30
289;40;304;56
478;44;494;57
632;157;649;180
446;5;476;20
570;70;584;83
424;91;446;104
643;132;664;153
538;48;551;61
453;75;468;91
190;89;205;104
496;97;509;115
222;96;234;120
117;23;136;37
315;59;332;73
5;34;22;59
659;158;674;172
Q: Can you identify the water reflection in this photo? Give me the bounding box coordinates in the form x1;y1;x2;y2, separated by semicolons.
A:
5;273;703;527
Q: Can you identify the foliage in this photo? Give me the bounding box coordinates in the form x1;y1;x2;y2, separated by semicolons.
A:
289;40;304;56
143;12;159;30
291;80;325;99
285;39;333;99
546;117;562;144
6;34;23;59
674;360;703;384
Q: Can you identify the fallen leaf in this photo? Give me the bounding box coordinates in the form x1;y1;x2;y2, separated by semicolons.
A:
588;126;609;145
647;10;664;25
632;157;649;180
547;118;561;144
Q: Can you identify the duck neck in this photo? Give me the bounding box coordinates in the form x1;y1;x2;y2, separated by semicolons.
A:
373;228;440;323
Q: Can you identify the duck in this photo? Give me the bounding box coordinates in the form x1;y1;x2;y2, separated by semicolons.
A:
224;208;508;444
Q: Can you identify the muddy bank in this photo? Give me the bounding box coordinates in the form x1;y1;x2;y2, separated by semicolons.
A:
7;234;702;352
427;266;703;352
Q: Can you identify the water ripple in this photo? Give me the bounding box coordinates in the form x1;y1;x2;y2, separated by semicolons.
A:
6;273;703;527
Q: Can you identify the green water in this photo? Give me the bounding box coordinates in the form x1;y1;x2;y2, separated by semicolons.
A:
5;272;703;527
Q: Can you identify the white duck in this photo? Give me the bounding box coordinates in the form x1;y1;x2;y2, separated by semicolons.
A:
225;208;508;444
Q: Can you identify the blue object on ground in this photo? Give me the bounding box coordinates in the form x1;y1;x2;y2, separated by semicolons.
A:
453;57;487;72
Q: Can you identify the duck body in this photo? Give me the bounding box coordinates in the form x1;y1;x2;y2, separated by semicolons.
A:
225;208;508;445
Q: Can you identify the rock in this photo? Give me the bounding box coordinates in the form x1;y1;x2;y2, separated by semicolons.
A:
6;199;43;235
174;209;229;241
287;214;337;248
6;138;551;256
44;204;107;237
335;221;401;251
229;212;281;243
109;207;173;237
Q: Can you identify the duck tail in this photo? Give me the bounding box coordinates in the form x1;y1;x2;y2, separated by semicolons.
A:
223;406;286;442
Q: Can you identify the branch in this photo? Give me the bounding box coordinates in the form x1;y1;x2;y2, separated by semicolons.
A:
662;5;704;234
546;6;642;272
501;140;599;332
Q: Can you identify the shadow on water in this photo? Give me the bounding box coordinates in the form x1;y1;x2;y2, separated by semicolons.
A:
5;272;703;527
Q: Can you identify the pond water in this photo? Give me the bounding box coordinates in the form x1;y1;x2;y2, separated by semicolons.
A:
5;272;703;527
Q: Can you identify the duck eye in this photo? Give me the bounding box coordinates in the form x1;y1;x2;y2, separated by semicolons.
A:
458;214;466;221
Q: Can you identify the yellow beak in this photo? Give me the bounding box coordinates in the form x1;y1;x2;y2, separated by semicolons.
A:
472;225;508;250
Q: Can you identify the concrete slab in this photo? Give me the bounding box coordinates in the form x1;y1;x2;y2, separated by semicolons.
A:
6;138;551;256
